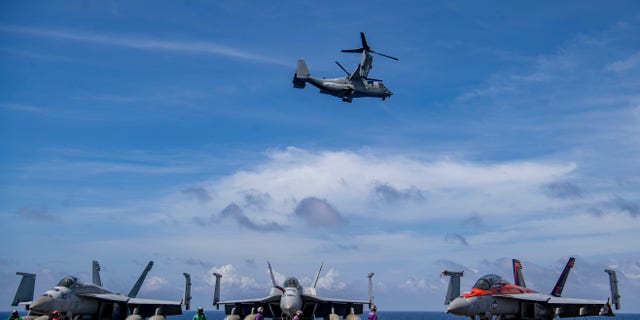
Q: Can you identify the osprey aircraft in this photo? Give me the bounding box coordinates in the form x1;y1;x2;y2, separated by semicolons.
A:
214;261;374;320
11;261;191;320
292;32;397;103
442;257;621;320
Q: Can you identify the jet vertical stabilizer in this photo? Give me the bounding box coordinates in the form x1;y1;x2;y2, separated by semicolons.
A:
12;272;36;307
605;269;621;310
183;273;192;311
129;261;154;298
441;270;463;305
213;273;222;308
293;60;310;88
551;257;575;297
512;259;526;288
92;260;102;286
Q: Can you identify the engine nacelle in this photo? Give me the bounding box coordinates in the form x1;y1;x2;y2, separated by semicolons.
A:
328;313;340;320
125;314;143;320
224;315;241;320
345;314;360;320
243;313;256;320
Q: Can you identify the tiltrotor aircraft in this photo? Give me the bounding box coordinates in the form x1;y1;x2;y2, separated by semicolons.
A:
11;260;192;320
214;261;374;320
442;257;621;320
293;32;397;103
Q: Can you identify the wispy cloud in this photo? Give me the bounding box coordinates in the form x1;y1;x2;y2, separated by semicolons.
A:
0;24;287;66
16;206;61;223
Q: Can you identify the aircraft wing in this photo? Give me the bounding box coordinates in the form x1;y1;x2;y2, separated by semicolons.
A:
495;293;613;317
217;295;282;318
78;294;182;317
302;294;369;317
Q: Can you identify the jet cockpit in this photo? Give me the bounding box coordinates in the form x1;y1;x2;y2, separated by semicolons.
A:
57;277;78;288
472;274;509;290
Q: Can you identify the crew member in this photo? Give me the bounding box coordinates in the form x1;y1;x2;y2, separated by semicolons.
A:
50;310;60;320
368;305;377;320
293;310;302;320
9;310;22;320
254;307;264;320
193;307;206;320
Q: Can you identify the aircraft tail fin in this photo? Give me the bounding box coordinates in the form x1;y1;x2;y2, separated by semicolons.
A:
183;273;192;311
128;261;153;298
605;269;621;310
12;272;36;307
93;260;102;286
213;272;222;309
367;272;375;306
551;257;575;297
441;270;463;305
293;60;310;88
512;259;527;288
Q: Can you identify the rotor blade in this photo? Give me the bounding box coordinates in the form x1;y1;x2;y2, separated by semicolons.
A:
360;32;370;51
371;50;399;61
335;61;350;75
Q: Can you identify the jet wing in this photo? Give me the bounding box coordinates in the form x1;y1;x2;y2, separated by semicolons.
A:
302;294;369;318
217;294;282;318
494;293;613;317
78;294;183;317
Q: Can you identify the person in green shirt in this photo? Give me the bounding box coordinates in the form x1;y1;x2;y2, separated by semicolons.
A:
9;310;22;320
193;307;206;320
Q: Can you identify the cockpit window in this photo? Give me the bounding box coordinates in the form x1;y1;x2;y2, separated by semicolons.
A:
57;277;77;288
473;274;509;290
284;277;299;288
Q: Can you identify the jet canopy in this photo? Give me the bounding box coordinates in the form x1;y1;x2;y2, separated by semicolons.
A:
284;277;300;288
473;274;510;290
57;276;78;288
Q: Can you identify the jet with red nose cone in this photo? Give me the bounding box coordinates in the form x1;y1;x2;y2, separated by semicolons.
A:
441;257;621;320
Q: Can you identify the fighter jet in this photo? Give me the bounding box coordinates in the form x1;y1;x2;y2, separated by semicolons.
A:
292;32;397;103
214;262;373;320
441;257;621;320
11;260;191;320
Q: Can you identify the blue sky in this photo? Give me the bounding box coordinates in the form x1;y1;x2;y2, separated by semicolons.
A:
2;0;640;313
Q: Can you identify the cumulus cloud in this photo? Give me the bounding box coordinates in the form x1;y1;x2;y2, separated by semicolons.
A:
544;181;584;199
142;276;168;291
444;233;469;247
16;206;60;223
372;182;426;203
603;196;639;218
182;186;213;203
294;197;346;227
221;203;286;232
315;268;347;290
241;189;272;210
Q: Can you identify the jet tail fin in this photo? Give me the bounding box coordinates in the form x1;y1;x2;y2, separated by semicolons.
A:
213;272;222;309
441;270;463;305
93;260;102;286
128;261;153;298
293;60;310;88
512;259;527;288
605;269;621;310
183;273;192;311
551;257;575;297
12;272;36;307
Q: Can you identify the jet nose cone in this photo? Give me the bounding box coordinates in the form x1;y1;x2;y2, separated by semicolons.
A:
280;296;301;317
447;297;470;315
30;295;54;313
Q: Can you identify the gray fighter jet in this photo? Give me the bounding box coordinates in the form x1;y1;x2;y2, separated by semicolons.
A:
442;257;621;320
11;260;191;320
214;262;374;320
293;32;397;103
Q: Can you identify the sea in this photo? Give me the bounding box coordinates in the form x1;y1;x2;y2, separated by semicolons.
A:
2;311;638;320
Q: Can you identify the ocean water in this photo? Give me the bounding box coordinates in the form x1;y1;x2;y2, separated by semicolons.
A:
2;311;639;320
